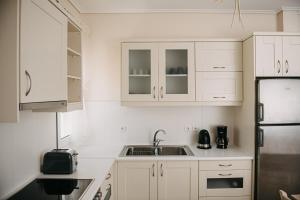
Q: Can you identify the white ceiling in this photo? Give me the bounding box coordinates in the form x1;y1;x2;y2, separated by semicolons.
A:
70;0;300;13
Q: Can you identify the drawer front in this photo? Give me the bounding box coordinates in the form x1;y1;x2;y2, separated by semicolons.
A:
199;170;252;197
199;196;251;200
196;72;243;102
199;160;252;171
195;42;242;72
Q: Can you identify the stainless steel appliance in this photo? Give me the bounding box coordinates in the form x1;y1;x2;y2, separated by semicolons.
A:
8;178;92;200
197;129;212;149
216;126;229;149
255;78;300;200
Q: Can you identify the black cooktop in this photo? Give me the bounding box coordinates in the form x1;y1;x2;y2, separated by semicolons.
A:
8;178;93;200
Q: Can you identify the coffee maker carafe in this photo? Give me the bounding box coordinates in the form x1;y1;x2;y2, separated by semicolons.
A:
216;126;229;149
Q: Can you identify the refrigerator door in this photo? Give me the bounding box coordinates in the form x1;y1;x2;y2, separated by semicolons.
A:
257;126;300;200
257;79;300;124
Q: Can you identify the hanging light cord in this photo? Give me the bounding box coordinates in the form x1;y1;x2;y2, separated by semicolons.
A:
231;0;244;28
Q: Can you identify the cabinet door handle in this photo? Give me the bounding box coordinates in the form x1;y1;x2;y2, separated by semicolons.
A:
152;86;156;99
285;60;289;74
152;163;155;177
218;173;232;176
160;86;163;99
25;70;32;96
213;67;226;69
213;96;226;99
105;173;111;180
160;163;163;177
277;60;281;74
218;164;232;167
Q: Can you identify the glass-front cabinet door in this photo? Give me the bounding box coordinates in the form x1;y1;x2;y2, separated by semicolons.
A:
122;43;158;101
158;43;195;101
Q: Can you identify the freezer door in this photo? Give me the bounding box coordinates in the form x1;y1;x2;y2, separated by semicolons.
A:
256;126;300;200
257;79;300;124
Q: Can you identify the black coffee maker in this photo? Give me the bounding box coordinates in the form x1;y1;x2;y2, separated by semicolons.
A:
216;126;229;149
197;129;211;149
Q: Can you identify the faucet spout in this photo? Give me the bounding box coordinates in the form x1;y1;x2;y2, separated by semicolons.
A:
153;129;167;147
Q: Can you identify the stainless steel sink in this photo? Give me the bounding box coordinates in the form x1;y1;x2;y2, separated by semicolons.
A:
120;145;194;157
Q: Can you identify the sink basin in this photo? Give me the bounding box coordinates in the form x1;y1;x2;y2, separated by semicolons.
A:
120;145;194;157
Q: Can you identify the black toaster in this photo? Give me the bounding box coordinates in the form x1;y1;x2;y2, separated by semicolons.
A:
42;149;78;174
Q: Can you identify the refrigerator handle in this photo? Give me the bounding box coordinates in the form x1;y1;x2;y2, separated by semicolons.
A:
257;103;264;122
258;128;264;147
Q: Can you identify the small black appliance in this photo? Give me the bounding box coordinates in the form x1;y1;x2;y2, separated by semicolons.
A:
197;129;211;149
42;149;78;174
216;126;229;149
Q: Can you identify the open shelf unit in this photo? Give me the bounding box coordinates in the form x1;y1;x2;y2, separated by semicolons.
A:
66;21;82;111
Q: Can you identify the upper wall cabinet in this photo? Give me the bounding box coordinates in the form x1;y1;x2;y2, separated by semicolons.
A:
20;0;67;104
195;42;242;72
122;42;195;103
0;0;83;122
256;36;300;77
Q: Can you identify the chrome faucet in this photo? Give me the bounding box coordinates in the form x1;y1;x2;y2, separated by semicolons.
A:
153;129;167;147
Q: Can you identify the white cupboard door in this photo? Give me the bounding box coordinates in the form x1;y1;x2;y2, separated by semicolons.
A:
283;36;300;76
195;42;242;72
158;42;195;101
255;36;282;77
122;43;158;101
20;0;67;103
196;72;242;102
117;161;157;200
158;161;198;200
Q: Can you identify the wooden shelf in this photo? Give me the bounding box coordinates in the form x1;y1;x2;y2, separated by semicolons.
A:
67;47;81;56
67;75;81;80
129;74;151;77
166;74;188;77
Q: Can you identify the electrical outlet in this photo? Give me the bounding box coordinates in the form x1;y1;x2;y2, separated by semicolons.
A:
120;126;127;133
184;126;191;133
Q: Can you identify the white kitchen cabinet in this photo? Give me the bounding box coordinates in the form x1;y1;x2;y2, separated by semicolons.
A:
157;161;198;200
282;36;300;76
117;161;157;200
195;42;242;72
256;35;300;77
196;72;242;103
121;42;195;103
20;0;67;103
117;160;198;200
122;43;158;102
158;42;195;102
199;160;252;199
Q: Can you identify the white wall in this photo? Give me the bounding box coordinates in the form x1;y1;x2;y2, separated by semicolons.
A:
68;12;278;151
0;111;56;199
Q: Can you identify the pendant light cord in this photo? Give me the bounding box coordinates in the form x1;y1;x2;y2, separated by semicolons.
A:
56;112;59;150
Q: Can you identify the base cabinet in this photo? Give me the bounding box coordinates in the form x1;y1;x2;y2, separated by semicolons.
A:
117;161;198;200
117;161;157;200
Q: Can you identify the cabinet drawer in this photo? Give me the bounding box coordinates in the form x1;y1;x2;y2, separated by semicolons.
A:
199;170;252;197
199;160;252;171
195;42;242;72
199;196;251;200
196;72;243;102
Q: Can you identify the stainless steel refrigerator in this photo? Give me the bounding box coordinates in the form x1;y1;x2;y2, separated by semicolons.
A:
255;78;300;200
